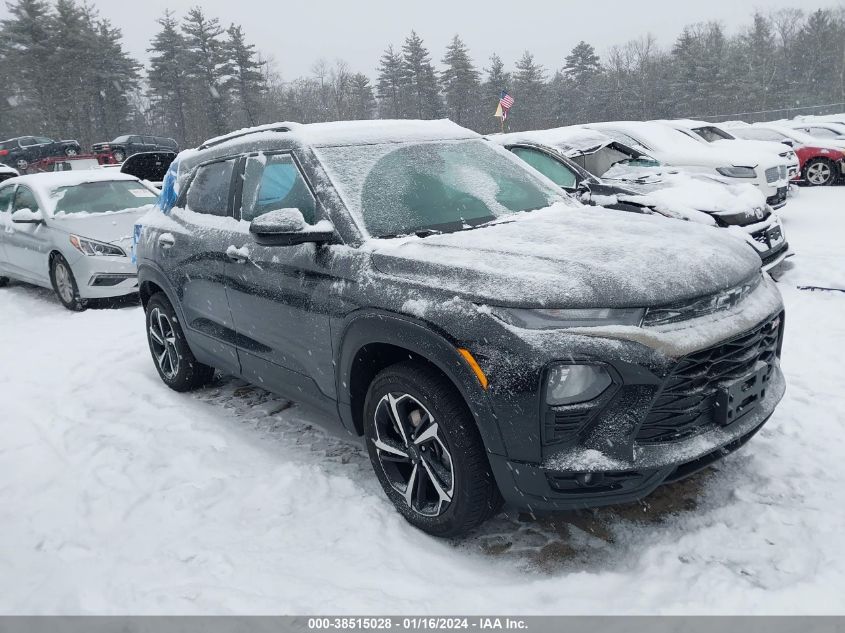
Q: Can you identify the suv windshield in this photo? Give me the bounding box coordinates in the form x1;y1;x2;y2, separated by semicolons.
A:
112;135;131;143
49;180;158;214
316;139;561;237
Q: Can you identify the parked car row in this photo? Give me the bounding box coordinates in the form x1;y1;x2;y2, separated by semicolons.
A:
0;133;178;171
0;118;794;538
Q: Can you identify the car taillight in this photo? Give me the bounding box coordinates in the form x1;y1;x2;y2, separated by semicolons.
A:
0;149;8;156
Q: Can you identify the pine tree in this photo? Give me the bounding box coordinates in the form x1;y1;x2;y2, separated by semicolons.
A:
440;35;481;128
511;50;547;130
225;24;265;128
349;73;376;119
376;45;404;118
564;41;602;84
1;0;56;132
182;7;231;141
482;53;511;132
148;11;190;144
554;40;603;124
401;31;441;119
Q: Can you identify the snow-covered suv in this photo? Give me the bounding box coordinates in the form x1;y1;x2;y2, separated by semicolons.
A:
135;120;786;537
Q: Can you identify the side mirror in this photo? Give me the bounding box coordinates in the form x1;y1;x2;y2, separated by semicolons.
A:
249;208;335;247
575;181;593;204
11;208;43;224
780;139;794;147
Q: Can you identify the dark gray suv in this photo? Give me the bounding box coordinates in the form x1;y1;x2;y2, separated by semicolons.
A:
135;120;786;537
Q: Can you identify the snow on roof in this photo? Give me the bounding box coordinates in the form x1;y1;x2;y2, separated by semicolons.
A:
489;126;613;156
299;119;479;147
654;118;712;130
6;170;139;191
198;119;478;152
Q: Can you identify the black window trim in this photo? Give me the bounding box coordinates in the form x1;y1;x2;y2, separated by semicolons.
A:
506;142;587;189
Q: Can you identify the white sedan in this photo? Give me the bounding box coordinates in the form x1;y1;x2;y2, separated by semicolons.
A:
0;171;159;310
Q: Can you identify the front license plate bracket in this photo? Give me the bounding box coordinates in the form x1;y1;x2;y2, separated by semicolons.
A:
714;361;771;427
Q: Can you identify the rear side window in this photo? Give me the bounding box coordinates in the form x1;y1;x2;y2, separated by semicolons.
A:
240;154;316;223
186;159;235;217
510;147;577;189
0;186;14;212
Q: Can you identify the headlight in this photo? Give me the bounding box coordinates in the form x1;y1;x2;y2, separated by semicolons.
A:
69;234;125;257
716;166;757;178
492;307;644;329
546;364;613;405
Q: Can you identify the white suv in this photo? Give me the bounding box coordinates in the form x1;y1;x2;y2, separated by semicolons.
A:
658;119;800;183
586;121;792;209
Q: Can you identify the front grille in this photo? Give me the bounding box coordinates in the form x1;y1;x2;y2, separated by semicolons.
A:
636;313;782;444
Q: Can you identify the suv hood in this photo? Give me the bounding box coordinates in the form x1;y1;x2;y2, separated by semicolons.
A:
712;138;795;159
369;204;761;309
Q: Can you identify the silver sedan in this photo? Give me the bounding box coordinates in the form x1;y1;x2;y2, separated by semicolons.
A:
0;171;159;310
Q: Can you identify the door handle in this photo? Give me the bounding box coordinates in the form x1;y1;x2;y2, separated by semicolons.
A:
158;233;175;249
226;245;249;264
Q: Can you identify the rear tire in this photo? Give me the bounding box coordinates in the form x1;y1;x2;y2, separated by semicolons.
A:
803;158;837;186
363;361;502;538
0;276;9;287
15;158;28;172
50;254;87;311
64;147;78;156
145;292;215;392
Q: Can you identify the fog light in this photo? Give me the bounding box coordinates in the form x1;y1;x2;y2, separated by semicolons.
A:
546;364;612;405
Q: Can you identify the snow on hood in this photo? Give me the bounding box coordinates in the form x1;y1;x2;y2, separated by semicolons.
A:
369;203;760;309
605;169;768;219
490;127;613;157
49;207;153;244
7;169;140;191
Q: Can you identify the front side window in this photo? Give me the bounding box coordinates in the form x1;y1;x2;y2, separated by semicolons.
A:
50;180;158;215
0;186;14;212
13;186;39;212
316;139;561;238
510;147;577;188
693;126;733;142
185;159;235;217
241;154;317;223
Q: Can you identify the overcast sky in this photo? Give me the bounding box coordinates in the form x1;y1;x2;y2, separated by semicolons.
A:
1;0;836;77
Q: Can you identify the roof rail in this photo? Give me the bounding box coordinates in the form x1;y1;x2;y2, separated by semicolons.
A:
198;123;295;150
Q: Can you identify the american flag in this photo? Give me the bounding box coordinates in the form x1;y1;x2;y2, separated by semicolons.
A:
499;90;514;119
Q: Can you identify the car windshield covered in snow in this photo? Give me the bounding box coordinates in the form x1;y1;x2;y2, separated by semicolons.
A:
50;180;158;215
316;139;561;237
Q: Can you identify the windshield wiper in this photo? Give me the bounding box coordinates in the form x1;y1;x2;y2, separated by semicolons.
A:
377;228;442;239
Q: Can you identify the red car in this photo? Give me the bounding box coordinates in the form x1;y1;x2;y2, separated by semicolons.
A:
25;155;102;173
731;124;845;186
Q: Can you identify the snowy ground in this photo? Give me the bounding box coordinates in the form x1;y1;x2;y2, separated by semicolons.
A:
1;187;844;615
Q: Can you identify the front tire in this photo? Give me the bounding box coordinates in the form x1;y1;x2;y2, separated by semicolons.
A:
803;158;837;186
0;276;9;287
363;361;502;537
50;254;87;311
145;292;215;392
112;149;126;163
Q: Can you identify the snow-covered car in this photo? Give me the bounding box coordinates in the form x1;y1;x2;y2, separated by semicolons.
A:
0;171;159;310
585;121;792;209
491;128;790;270
781;119;845;142
657;119;800;182
135;119;786;538
0;164;18;183
726;123;845;186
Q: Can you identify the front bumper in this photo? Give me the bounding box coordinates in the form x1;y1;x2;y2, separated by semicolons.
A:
68;252;139;299
472;281;785;513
